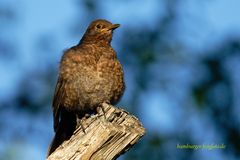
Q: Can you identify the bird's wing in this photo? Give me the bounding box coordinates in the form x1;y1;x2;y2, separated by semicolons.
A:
52;77;66;132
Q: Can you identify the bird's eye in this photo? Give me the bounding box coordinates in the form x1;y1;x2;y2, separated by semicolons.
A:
96;24;101;29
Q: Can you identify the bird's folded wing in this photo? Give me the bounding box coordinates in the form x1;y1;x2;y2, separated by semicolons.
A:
52;77;66;132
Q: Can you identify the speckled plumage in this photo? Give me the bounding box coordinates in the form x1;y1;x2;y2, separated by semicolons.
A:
48;19;125;156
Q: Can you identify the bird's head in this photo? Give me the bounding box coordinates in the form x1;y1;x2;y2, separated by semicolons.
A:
80;19;120;45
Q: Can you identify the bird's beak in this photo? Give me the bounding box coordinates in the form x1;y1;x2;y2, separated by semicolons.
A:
108;24;120;30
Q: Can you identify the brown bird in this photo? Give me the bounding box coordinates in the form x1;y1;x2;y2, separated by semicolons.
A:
47;19;125;156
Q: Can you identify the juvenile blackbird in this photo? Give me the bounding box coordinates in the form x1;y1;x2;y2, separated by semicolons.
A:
47;19;125;156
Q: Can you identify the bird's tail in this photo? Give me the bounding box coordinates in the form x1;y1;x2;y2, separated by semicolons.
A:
47;108;76;157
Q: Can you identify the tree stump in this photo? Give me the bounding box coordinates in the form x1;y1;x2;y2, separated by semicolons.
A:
47;103;145;160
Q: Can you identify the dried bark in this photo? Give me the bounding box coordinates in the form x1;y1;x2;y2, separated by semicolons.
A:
47;103;145;160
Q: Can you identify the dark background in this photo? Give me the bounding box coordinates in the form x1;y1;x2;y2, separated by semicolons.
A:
0;0;240;160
